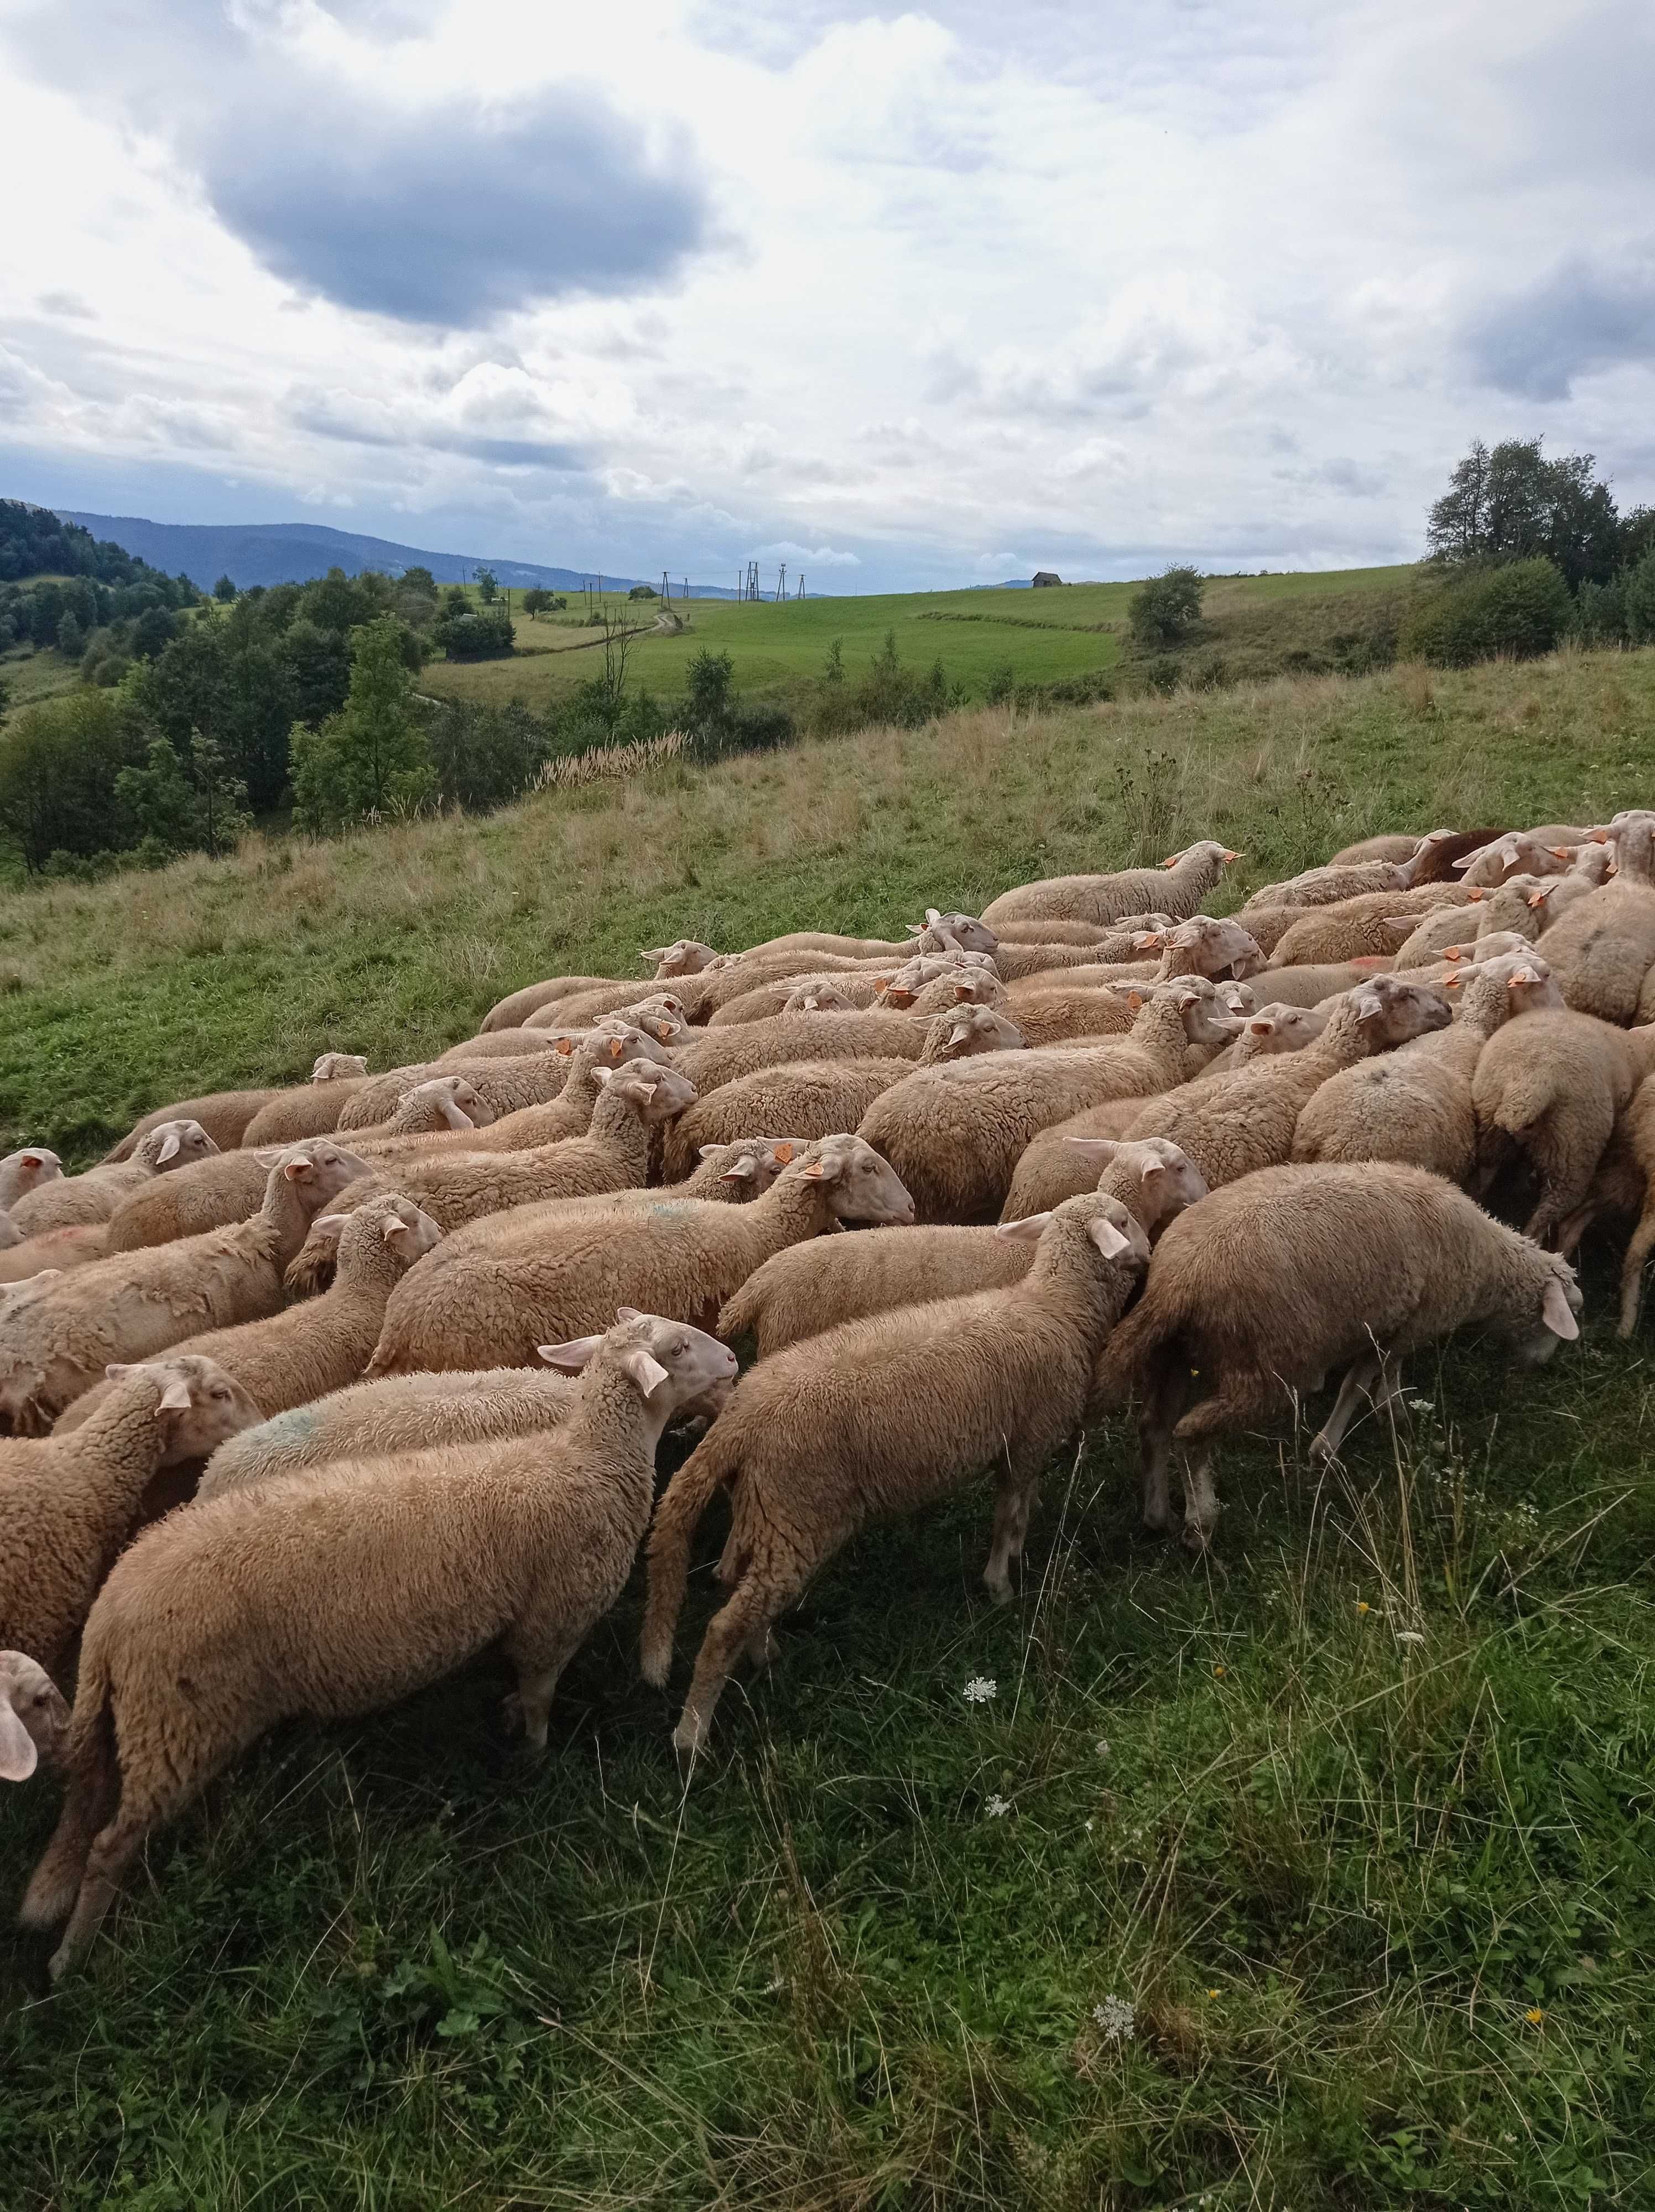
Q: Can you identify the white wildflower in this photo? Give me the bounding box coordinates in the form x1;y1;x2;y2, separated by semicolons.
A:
985;1794;1011;1819
1094;1738;1110;1757
1408;1396;1434;1413
1084;1818;1094;1833
1396;1630;1426;1647
962;1676;998;1705
1091;1994;1135;2042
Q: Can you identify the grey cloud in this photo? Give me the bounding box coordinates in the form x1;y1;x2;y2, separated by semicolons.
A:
37;290;96;320
289;397;587;471
1464;247;1655;401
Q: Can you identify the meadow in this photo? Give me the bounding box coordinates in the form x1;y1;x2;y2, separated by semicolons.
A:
1;646;1653;2209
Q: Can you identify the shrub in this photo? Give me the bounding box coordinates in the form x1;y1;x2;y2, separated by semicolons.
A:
1128;566;1204;648
1400;557;1573;667
431;603;514;661
291;617;434;831
426;698;551;812
0;687;150;870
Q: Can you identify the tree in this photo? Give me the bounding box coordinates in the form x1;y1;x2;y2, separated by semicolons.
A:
114;735;200;857
1425;437;1622;591
684;648;734;729
473;566;499;603
212;574;237;603
189;727;252;855
429;601;514;661
1400;557;1572;666
521;587;551;619
290;615;434;832
628;582;658;601
0;688;149;870
54;613;84;663
1127;566;1204;648
822;637;845;686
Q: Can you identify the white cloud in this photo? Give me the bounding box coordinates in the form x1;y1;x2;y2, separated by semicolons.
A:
0;0;1649;589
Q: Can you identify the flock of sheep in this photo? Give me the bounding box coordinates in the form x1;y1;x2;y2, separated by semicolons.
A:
6;808;1654;1981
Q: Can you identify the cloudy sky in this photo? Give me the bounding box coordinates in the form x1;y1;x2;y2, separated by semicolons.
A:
1;0;1651;592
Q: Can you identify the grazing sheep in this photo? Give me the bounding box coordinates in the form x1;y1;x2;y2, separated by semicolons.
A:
1470;1009;1655;1240
1126;975;1451;1190
51;1196;443;1440
366;1135;915;1378
661;1008;1023;1181
1292;953;1563;1180
0;1357;261;1682
23;1313;738;1976
102;1091;284;1165
858;985;1238;1223
997;1003;1331;1215
1527;818;1655;1026
7;1123;219;1237
0;1143;368;1432
1554;1080;1655;1335
726;1139;1205;1357
477;975;632;1032
0;1150;63;1212
980;842;1240;928
1094;1164;1581;1549
1242;837;1445;911
338;1023;660;1130
1;1651;70;1783
643;1193;1152;1753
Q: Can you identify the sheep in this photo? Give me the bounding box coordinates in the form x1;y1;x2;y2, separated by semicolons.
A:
988;918;1137;946
997;1004;1331;1215
0;1227;111;1287
1;1651;70;1783
711;954;988;1026
858;984;1239;1223
0;1142;369;1432
674;1008;946;1094
51;1195;443;1442
341;1076;498;1141
292;1061;701;1238
1004;984;1151;1047
102;1091;285;1165
1464;856;1610;948
1093;1164;1581;1550
515;977;695;1030
1451;832;1594;889
23;1312;739;1976
1264;888;1479;968
1141;915;1266;980
0;1216;20;1254
1554;1081;1655;1335
338;1020;670;1131
1291;953;1563;1181
1394;902;1514;965
661;1008;1024;1182
478;974;634;1032
670;948;898;1021
725;1139;1205;1358
1241;837;1448;912
1125;975;1451;1191
881;967;1008;1018
103;1133;378;1256
642;1192;1153;1754
1225;961;1389;1009
0;1149;63;1212
365;1134;915;1378
980;841;1240;928
0;1357;262;1682
1470;1009;1655;1240
1526;818;1655;1026
1329;829;1507;878
747;911;1000;960
241;1076;374;1145
780;979;861;1015
7;1123;220;1237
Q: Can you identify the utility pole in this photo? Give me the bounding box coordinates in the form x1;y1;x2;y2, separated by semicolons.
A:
777;562;786;604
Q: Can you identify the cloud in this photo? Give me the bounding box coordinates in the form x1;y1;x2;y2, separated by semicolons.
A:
752;540;860;567
1463;246;1655;400
36;290;96;320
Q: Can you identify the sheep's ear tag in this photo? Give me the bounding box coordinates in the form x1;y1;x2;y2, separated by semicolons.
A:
1542;1279;1579;1340
802;1160;826;1178
157;1132;181;1163
654;1023;672;1041
1510;967;1539;988
556;1036;575;1056
1444;972;1463;989
772;1142;795;1164
1528;889;1548;907
608;1039;625;1059
1550;847;1571;859
624;1348;670;1397
538;1334;604;1371
1127;990;1143;1011
158;1377;193;1413
1467;887;1485;901
0;1705;39;1783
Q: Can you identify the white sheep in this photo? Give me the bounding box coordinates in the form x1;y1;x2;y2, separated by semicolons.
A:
980;842;1240;927
0;1149;62;1212
6;1124;220;1238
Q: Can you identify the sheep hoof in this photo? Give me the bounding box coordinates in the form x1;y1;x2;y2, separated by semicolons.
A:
1308;1434;1339;1467
672;1716;707;1765
46;1940;77;1984
984;1573;1013;1606
499;1692;524;1735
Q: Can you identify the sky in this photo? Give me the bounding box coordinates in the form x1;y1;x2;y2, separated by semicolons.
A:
0;0;1651;593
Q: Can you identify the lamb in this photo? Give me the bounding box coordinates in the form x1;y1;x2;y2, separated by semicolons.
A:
0;1150;63;1211
996;1004;1331;1215
857;984;1238;1222
1527;818;1655;1026
293;1061;701;1237
7;1123;219;1237
1125;974;1451;1190
724;1139;1205;1357
478;974;636;1032
1093;1164;1581;1550
660;1008;1024;1181
1470;1009;1655;1240
51;1196;443;1440
1292;953;1562;1181
980;842;1239;928
1;1651;70;1782
102;1091;285;1164
0;1357;261;1683
23;1312;738;1976
642;1192;1152;1754
0;1142;369;1432
365;1134;915;1378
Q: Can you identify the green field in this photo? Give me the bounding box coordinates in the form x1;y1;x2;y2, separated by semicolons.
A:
423;565;1415;712
3;648;1654;2208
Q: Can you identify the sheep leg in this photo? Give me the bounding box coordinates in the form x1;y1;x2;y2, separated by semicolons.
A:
674;1549;812;1761
1309;1349;1386;1464
1180;1447;1222;1552
47;1780;174;1980
1522;1106;1613;1245
1138;1363;1194;1534
1170;1371;1288;1552
1617;1204;1655;1337
984;1437;1047;1603
19;1761;120;1934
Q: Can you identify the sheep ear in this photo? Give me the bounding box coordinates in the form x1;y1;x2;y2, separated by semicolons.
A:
0;1702;39;1783
946;1020;972;1046
615;1306;644;1322
925;908;942;926
995;1212;1051;1243
382;1215;409;1242
312;1214;347;1239
1509;966;1540;988
720;1157;758;1181
594;1067;613;1084
1138;1159;1166;1180
282;1157;314;1182
623;1348;670;1398
1248;1017;1274;1036
1222;849;1242;863
538;1334;605;1371
698;1144;724;1159
104;1363;135;1381
1528;888;1549;907
640;947;667;964
1064;1138;1119;1161
1354;990;1385;1021
1088;1215;1131;1258
156;1131;181;1164
1541;1278;1579;1340
157;1376;194;1413
254;1149;284;1167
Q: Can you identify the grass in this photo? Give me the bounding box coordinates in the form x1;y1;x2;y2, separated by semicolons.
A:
3;645;1655;2208
0;641;80;716
421;565;1415;714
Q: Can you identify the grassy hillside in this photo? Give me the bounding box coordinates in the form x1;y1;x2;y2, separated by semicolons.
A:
3;646;1654;2210
422;564;1415;713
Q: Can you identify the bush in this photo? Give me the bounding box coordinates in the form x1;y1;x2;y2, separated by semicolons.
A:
291;617;434;831
0;687;150;870
1399;557;1573;667
430;603;514;661
1127;566;1204;648
425;698;552;812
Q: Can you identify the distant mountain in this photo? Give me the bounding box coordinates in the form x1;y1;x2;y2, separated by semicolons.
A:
54;512;743;599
